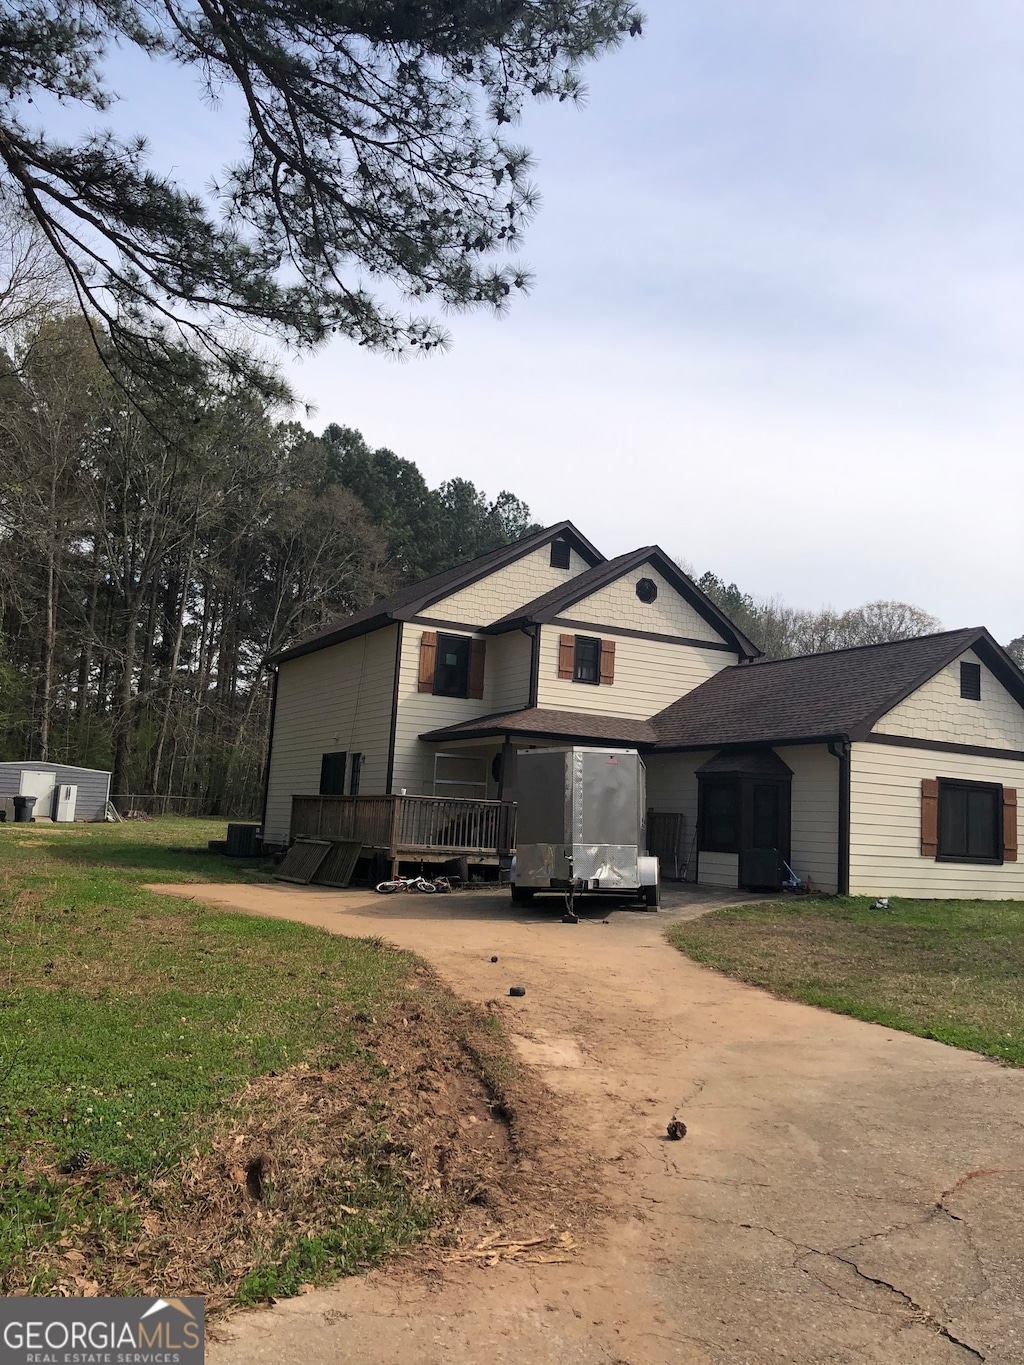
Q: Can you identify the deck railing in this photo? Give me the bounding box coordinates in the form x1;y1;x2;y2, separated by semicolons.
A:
290;794;517;859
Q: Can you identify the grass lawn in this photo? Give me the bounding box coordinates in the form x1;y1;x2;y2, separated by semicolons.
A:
0;818;513;1306
669;896;1024;1066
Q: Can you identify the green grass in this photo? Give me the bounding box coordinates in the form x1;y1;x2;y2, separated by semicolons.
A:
0;818;439;1303
669;896;1024;1066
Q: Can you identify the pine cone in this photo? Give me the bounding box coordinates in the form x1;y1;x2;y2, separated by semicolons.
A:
60;1149;91;1174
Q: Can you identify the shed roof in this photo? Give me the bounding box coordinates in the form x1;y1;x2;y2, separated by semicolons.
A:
650;628;1024;749
419;706;658;748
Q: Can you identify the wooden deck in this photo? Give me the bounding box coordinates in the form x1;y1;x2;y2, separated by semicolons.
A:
289;794;517;873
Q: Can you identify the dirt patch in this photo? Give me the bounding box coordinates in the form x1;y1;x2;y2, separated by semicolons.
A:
19;965;596;1311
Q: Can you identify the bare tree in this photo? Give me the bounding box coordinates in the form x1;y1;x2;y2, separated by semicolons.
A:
0;207;66;336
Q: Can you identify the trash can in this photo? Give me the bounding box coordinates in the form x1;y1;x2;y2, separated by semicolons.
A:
12;795;37;823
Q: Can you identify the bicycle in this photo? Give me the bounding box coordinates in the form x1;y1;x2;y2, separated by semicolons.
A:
374;875;453;894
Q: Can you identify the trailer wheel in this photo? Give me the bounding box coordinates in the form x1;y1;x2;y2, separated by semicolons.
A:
642;881;660;910
511;887;535;907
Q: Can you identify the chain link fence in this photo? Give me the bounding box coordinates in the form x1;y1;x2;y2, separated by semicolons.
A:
110;794;262;819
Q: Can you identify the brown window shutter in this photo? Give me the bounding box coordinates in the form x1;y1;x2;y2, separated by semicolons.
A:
921;778;939;857
468;639;486;700
1004;788;1018;862
558;634;574;680
418;631;437;693
599;639;616;685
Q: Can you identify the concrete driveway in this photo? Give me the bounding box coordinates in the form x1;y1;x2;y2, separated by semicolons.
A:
153;882;1024;1365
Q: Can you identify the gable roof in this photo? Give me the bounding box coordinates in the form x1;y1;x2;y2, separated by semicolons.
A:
269;521;604;664
483;545;761;659
651;627;1024;749
419;706;658;748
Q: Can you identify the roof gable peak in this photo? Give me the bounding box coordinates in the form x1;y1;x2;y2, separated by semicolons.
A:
484;543;761;659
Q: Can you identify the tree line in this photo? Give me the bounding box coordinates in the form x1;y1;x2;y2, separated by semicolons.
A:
0;310;536;813
695;571;1022;666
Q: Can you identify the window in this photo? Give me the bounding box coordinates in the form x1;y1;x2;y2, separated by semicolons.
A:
938;780;1001;862
573;635;602;684
558;633;614;684
349;753;363;795
550;539;571;569
319;751;346;795
751;783;781;849
701;781;739;852
434;633;472;697
635;577;658;604
960;662;982;700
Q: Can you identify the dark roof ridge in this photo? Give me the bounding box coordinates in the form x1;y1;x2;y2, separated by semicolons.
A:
269;520;604;664
649;624;1022;751
743;626;983;669
485;543;761;659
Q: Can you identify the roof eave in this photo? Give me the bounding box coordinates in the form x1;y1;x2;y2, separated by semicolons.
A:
419;720;657;748
269;611;396;665
417;522;604;616
653;731;851;753
851;627;989;736
484;545;763;657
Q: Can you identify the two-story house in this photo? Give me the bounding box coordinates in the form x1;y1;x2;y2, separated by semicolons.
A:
263;521;1023;898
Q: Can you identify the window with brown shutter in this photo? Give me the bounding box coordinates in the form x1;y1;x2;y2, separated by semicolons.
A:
920;778;938;856
599;639;616;685
573;635;601;684
468;638;486;700
1004;788;1018;862
558;634;575;679
561;633;617;685
433;633;472;697
936;779;1002;862
418;631;437;692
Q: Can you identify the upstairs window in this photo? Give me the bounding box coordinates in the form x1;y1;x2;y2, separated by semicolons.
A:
557;633;615;686
960;662;982;700
319;751;347;795
417;631;486;699
550;539;571;569
435;633;472;697
937;780;1001;862
573;635;602;685
349;753;363;795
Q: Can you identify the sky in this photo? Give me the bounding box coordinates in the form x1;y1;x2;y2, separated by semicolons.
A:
28;1;1024;639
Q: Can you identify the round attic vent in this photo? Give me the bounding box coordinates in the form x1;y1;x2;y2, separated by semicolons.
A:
635;577;658;604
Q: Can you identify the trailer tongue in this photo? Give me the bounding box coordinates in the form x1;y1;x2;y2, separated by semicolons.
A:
510;747;660;910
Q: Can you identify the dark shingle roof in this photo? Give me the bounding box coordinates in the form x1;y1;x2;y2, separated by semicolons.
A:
419;707;658;747
484;545;761;659
651;628;1013;748
269;521;603;664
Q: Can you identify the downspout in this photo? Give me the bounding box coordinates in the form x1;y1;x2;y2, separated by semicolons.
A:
522;625;540;708
827;738;851;896
260;668;279;830
385;621;404;793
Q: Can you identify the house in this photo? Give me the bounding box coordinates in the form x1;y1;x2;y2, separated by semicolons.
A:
262;522;1024;898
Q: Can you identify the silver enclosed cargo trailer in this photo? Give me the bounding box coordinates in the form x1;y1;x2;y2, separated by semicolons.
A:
511;747;660;908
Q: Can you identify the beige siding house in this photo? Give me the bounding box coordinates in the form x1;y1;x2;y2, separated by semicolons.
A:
264;521;1024;899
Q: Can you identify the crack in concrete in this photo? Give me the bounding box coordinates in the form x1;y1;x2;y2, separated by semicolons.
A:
827;1248;986;1362
675;1208;989;1361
